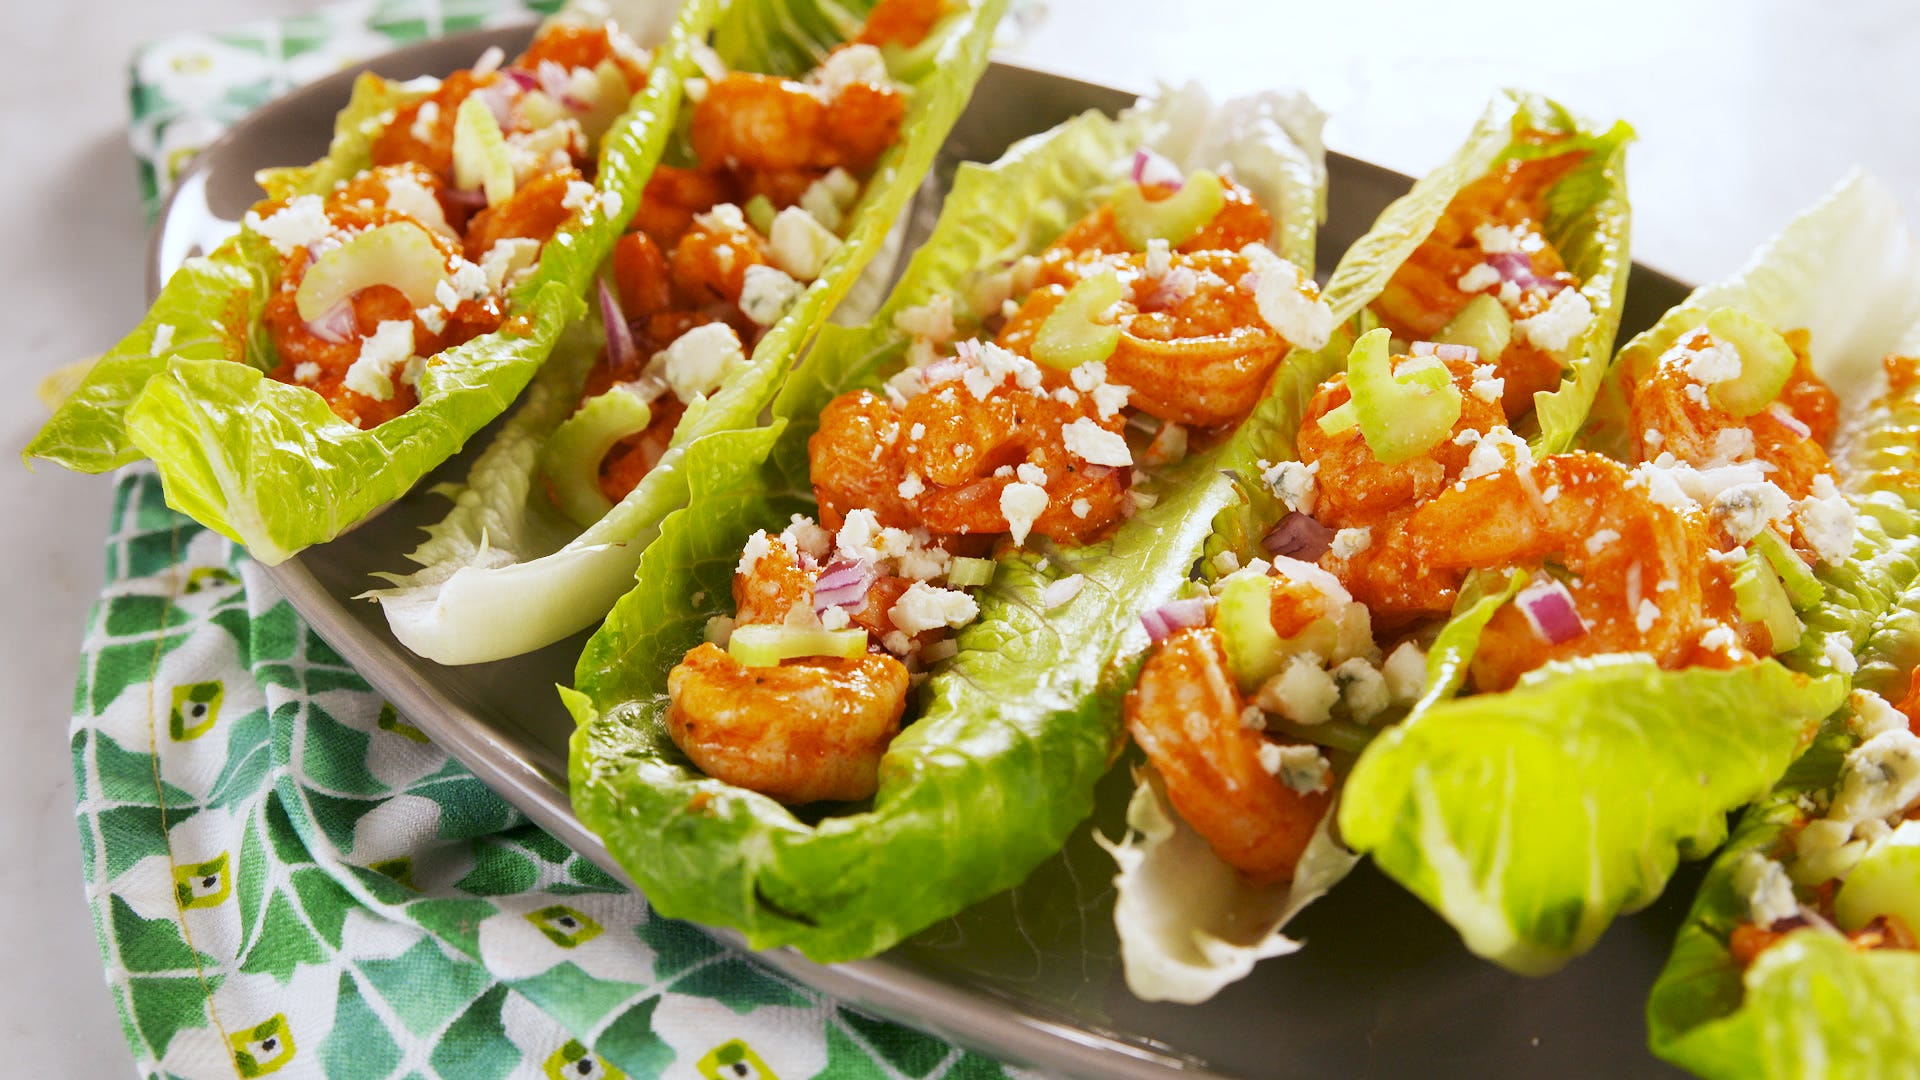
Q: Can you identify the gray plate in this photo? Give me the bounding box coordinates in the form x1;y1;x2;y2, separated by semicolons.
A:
154;27;1697;1080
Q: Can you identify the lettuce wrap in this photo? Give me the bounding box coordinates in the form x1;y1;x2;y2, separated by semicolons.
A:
1104;90;1637;1003
26;0;710;565
1338;174;1920;977
1645;313;1920;1078
565;84;1331;961
365;0;1008;665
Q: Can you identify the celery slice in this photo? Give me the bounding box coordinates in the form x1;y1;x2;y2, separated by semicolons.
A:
1033;268;1123;370
744;194;777;236
453;92;516;206
947;557;996;588
1753;527;1824;609
728;624;870;667
1732;547;1803;652
1705;307;1796;417
293;222;450;321
1833;824;1920;932
1112;170;1226;250
1436;293;1512;361
538;387;654;528
1345;327;1463;465
1217;570;1284;692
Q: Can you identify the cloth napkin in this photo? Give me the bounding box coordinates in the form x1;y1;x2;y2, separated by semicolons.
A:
77;4;1040;1077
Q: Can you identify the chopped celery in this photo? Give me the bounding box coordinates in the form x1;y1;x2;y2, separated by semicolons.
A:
1833;824;1920;932
1033;268;1123;370
1112;169;1226;250
453;93;515;206
1345;327;1463;465
1732;547;1803;652
1705;307;1796;417
518;91;568;132
727;624;870;667
574;60;633;144
538;388;653;528
294;222;450;321
1217;570;1284;692
1316;400;1359;435
880;12;962;80
744;194;777;236
947;557;996;588
1753;527;1824;609
1436;293;1512;361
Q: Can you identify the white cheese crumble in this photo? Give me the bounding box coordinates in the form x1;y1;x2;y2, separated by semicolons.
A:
383;170;456;238
1262;742;1332;795
1584;529;1620;555
479;237;541;294
893;294;955;343
1333;658;1391;721
1851;690;1909;741
292;362;321;384
1514;286;1593;353
659;322;745;403
1699;624;1739;652
799;167;858;233
1473;223;1522;254
1708;481;1792;544
1015;462;1047;486
1257;654;1339;726
1260;459;1319;514
897;471;925;500
446;259;489;302
1711;426;1756;464
1795;474;1857;566
1145;238;1171;279
561;179;596;212
342;319;414;401
1682;338;1743;385
1382;641;1427;704
416;305;448;335
1042;574;1084;609
1830;728;1920;824
768;206;843;282
810;43;891;100
1469;362;1505;403
410;100;441;142
1070;498;1091;519
888;582;980;635
1061;417;1132;467
1731;852;1800;927
1635;598;1660;634
739;265;804;326
735;529;773;576
1000;482;1049;545
1330;527;1372;559
1461;426;1533;482
1242;243;1333;351
1456;262;1502;293
1824;638;1860;676
782;516;832;560
246;195;334;256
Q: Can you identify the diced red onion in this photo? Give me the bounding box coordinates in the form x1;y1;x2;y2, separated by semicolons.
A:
921;357;965;385
1515;579;1587;644
1489;251;1565;295
1141;266;1197;311
474;81;516;128
1131;148;1184;190
1769;402;1813;439
813;559;875;613
504;68;538;92
1410;341;1478;364
1141;597;1209;644
443;186;489;210
1262;511;1335;560
598;279;637;371
304;300;356;344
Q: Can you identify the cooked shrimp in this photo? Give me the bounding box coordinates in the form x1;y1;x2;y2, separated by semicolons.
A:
855;0;949;46
511;21;649;89
667;643;909;804
690;72;904;175
463;168;581;261
1045;175;1274;264
1372;147;1586;416
630;166;738;248
372;70;500;183
898;376;1130;543
1124;627;1332;883
809;390;918;531
1630;327;1840;499
1295;355;1506;627
669;209;773;305
596;396;686;504
611;229;673;320
1404;451;1706;690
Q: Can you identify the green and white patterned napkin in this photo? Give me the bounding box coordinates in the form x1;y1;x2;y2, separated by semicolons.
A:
76;5;1040;1077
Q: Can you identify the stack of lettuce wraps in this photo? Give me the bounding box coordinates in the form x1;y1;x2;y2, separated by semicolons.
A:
28;0;1920;1065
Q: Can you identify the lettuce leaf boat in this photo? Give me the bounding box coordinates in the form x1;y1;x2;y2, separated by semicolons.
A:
566;84;1331;961
1646;307;1920;1079
1105;89;1636;1003
25;0;714;565
1338;173;1918;977
366;0;1008;665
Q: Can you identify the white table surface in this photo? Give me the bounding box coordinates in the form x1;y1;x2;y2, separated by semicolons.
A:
6;1;1915;1074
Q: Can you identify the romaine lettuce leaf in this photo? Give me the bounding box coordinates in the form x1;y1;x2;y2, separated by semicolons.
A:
1583;171;1920;459
24;74;420;473
1340;656;1843;975
28;0;718;565
569;87;1329;961
1112;92;1628;1003
367;0;1008;663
